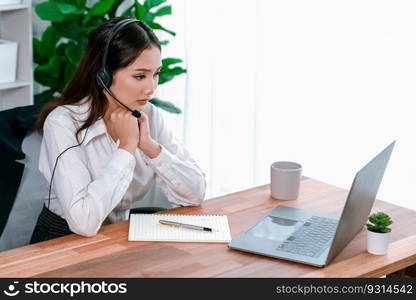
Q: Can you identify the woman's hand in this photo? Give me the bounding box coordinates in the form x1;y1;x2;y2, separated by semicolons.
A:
109;108;140;155
137;111;161;159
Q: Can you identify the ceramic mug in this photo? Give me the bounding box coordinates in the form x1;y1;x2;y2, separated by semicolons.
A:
270;161;302;200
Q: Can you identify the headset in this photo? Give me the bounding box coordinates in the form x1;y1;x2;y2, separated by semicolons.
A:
47;18;143;215
96;17;143;118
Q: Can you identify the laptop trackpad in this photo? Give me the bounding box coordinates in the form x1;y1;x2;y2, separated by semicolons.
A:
247;216;304;242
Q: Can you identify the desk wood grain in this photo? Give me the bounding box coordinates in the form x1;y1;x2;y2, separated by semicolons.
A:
1;178;415;277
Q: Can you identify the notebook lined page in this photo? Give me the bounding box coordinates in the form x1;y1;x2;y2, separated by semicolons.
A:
128;214;232;243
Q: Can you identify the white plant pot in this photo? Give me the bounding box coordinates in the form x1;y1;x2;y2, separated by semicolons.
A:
0;40;18;84
367;229;390;255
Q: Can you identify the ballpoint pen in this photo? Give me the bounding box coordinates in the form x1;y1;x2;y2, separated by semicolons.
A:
159;220;218;232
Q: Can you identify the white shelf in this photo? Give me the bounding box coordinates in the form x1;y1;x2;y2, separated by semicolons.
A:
0;0;32;110
0;80;31;90
0;4;29;12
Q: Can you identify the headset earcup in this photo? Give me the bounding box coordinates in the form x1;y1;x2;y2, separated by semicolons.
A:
96;67;112;89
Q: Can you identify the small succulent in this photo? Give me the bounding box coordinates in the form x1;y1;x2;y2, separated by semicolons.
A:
366;212;393;233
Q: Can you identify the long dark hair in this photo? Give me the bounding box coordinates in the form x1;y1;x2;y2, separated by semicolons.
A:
35;17;161;141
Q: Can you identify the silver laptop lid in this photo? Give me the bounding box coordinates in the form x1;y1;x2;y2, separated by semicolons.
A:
325;141;395;264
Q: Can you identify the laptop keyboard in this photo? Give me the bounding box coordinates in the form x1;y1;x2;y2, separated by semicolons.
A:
276;216;338;258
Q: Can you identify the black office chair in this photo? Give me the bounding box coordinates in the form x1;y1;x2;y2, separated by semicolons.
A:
0;104;45;251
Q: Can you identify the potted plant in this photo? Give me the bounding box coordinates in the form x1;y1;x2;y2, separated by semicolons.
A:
366;212;393;255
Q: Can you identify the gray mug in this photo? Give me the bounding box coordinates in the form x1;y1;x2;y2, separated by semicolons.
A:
270;161;302;200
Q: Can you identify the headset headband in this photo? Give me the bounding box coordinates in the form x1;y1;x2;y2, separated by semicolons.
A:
101;18;140;71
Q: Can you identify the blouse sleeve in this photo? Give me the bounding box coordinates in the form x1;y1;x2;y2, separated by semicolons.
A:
141;108;206;206
39;115;136;236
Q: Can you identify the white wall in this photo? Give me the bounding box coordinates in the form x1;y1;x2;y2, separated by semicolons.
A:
256;0;416;210
161;0;416;210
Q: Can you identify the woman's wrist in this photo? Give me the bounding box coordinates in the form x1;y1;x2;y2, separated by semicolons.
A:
119;142;137;155
140;140;161;159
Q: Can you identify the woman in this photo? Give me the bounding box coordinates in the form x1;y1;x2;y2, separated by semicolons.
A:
30;17;206;243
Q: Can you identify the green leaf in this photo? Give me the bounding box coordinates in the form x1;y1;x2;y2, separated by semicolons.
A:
83;17;104;36
73;0;87;8
36;55;63;83
56;43;68;56
143;5;171;23
144;0;166;10
85;0;117;22
162;57;183;66
33;38;48;65
49;55;62;78
159;40;169;46
162;66;187;75
153;5;171;17
34;65;58;88
143;12;155;24
64;62;77;88
57;3;84;15
34;88;57;105
147;21;176;36
158;66;187;85
35;1;67;22
52;19;86;42
65;42;84;64
134;0;146;20
42;26;61;56
150;98;182;114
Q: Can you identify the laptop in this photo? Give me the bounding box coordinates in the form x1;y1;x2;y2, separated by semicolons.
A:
228;141;395;267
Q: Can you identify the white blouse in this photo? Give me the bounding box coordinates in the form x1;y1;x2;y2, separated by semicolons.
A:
39;99;206;236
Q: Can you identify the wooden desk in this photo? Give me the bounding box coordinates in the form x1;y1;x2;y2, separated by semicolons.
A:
1;178;415;278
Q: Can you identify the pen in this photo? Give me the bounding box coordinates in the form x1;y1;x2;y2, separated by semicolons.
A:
159;220;218;232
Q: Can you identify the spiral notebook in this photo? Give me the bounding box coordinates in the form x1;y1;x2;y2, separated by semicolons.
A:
128;214;232;243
